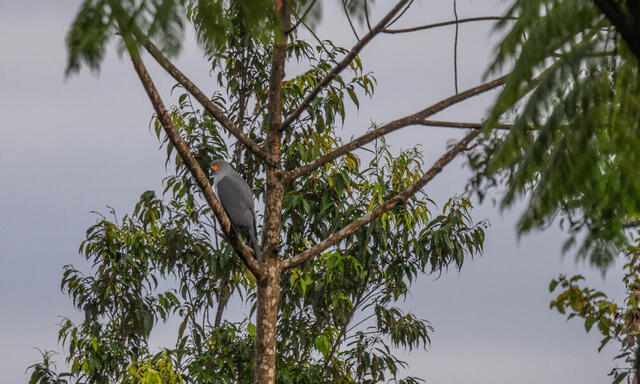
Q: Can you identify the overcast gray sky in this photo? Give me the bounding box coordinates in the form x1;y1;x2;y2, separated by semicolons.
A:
0;0;628;383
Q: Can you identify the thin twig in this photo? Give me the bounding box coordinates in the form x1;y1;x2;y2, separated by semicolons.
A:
286;0;319;34
385;0;415;28
418;120;513;130
321;270;373;374
364;0;373;33
453;0;460;94
295;12;336;61
383;16;517;34
342;0;360;41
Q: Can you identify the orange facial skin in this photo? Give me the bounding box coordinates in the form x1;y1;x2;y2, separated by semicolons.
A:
211;164;221;171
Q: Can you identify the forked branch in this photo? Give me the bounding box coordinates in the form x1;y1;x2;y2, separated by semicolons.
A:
281;128;482;270
125;26;272;164
286;75;508;181
126;49;264;278
281;0;412;130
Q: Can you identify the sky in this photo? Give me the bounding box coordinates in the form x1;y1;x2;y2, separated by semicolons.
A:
0;0;630;383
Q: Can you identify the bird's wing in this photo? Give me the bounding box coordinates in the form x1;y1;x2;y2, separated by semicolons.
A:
215;175;256;230
216;174;261;261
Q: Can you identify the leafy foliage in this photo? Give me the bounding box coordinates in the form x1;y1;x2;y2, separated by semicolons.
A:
33;8;487;383
549;236;640;383
470;0;640;268
66;0;378;75
66;0;188;74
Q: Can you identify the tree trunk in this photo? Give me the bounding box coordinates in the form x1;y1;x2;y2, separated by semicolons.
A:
254;264;281;384
254;1;289;382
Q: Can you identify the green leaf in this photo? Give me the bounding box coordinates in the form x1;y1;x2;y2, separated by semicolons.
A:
611;371;628;384
315;335;331;357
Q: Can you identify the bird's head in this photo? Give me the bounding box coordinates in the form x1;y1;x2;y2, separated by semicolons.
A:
209;159;231;176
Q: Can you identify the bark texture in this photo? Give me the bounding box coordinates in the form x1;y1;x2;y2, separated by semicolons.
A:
254;1;291;383
254;265;282;384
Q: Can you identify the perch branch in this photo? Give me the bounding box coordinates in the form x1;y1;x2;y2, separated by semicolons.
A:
125;47;264;278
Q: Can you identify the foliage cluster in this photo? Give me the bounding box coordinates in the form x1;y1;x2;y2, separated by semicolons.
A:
469;0;640;268
549;236;640;384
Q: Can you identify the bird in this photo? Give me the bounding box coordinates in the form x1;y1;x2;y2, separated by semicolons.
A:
209;159;261;262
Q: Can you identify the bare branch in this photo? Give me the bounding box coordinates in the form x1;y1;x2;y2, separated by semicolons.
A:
281;129;481;270
125;47;264;279
623;219;640;228
129;29;273;165
342;0;361;41
286;0;319;34
286;75;508;181
364;0;373;33
385;0;416;28
295;13;336;61
383;16;517;34
281;0;412;130
453;0;460;94
418;120;513;130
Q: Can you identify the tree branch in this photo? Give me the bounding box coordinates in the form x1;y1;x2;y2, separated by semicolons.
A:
385;0;415;28
128;27;273;165
281;0;412;130
418;120;513;130
286;75;508;181
342;0;361;41
453;0;460;94
383;16;517;34
125;48;264;279
281;129;481;270
593;0;640;61
623;218;640;228
285;0;318;34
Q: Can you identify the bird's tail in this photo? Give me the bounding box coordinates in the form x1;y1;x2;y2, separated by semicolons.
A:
249;231;261;262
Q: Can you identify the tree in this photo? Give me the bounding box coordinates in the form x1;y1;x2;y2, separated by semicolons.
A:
469;0;640;268
29;1;504;383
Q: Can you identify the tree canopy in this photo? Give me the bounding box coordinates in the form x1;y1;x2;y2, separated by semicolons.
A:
29;1;495;383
